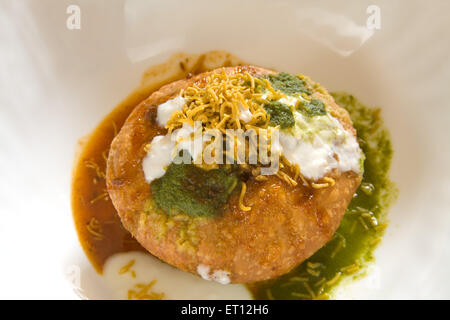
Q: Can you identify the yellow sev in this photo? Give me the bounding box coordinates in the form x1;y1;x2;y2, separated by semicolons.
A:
166;69;275;133
163;69;334;210
127;280;164;300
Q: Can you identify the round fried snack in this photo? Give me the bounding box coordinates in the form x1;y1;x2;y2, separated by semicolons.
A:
106;66;362;283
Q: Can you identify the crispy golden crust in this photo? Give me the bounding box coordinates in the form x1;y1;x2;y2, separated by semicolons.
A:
106;66;362;283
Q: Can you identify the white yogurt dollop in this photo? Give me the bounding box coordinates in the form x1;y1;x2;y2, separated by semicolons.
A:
156;96;186;127
196;264;231;285
142;135;175;182
144;96;197;183
277;110;362;180
143;122;202;183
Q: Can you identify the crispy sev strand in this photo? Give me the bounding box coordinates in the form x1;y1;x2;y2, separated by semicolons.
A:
303;282;316;299
90;191;109;204
291;292;311;299
127;280;164;300
326;272;342;286
119;259;136;275
239;182;251;211
306;268;321;277
85;160;106;179
266;289;275;300
289;276;309;282
86;217;103;240
307;262;324;269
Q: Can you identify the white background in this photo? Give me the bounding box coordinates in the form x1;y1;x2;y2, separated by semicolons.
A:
0;0;449;299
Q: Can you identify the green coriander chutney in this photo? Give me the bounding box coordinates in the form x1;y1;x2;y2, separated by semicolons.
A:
264;72;311;95
264;101;295;128
246;92;398;300
151;162;239;217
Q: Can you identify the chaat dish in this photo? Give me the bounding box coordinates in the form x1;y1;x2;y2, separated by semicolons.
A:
105;65;364;284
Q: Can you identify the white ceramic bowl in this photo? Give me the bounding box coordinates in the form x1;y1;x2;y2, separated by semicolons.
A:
1;0;449;299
